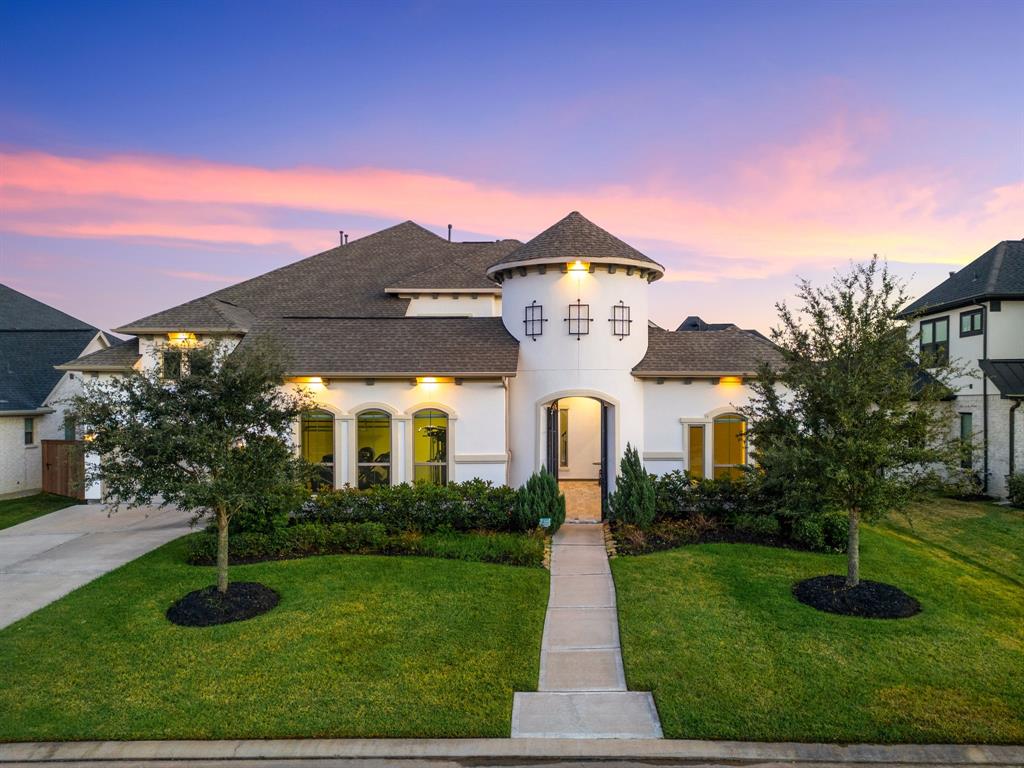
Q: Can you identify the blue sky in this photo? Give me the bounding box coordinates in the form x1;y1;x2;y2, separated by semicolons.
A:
1;0;1021;330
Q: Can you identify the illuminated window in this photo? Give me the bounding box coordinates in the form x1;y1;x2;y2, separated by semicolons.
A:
356;410;391;489
609;301;631;339
413;408;448;485
301;410;335;490
920;317;949;367
687;424;705;478
559;408;569;468
524;301;547;339
713;414;746;480
565;300;592;339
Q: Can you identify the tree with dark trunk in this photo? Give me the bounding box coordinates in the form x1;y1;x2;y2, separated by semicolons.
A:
69;339;313;595
743;259;959;588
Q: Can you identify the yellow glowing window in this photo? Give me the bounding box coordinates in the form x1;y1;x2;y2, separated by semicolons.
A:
687;424;705;479
301;410;334;490
713;414;746;480
356;410;391;489
413;408;448;485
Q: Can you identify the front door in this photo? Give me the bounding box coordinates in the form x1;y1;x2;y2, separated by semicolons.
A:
545;401;560;478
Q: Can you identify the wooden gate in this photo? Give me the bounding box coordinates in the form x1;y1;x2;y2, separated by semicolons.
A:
41;440;85;500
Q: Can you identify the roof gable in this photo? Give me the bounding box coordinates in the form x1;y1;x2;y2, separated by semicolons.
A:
0;284;95;331
901;240;1024;316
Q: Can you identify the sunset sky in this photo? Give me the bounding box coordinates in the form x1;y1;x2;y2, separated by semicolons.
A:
2;0;1021;333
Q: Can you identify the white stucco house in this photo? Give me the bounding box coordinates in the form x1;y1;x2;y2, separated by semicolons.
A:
60;212;783;518
0;284;113;499
900;239;1024;498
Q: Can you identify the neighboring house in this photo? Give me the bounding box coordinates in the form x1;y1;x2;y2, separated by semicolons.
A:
60;212;782;519
0;284;112;498
900;239;1024;498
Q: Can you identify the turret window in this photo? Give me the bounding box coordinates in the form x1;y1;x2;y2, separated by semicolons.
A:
524;301;547;340
565;300;593;339
609;301;631;339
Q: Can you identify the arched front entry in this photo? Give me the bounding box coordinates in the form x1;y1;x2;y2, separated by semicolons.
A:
537;390;617;522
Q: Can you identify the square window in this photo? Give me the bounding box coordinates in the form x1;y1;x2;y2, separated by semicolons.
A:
919;317;949;367
959;308;983;337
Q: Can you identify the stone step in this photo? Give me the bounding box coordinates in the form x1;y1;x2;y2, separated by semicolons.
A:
539;649;626;692
511;691;663;739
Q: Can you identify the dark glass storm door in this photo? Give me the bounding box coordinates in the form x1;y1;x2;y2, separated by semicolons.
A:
546;401;560;478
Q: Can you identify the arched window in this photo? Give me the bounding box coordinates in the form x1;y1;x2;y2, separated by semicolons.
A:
301;410;334;490
713;413;747;480
413;408;448;485
357;410;391;489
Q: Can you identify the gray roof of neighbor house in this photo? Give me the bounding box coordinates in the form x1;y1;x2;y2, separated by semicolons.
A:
57;337;141;372
979;360;1024;398
487;211;664;276
676;315;739;332
900;240;1024;316
236;317;519;376
0;284;100;412
115;223;519;332
633;326;784;376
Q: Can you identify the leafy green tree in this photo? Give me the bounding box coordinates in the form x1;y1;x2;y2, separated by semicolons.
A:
743;259;958;587
608;443;656;529
69;340;313;593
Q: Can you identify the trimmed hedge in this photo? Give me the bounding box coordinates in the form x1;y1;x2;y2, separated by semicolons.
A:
187;522;545;568
1008;474;1024;509
300;480;525;533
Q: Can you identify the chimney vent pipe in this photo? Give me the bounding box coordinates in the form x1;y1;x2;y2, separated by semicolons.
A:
448;224;452;242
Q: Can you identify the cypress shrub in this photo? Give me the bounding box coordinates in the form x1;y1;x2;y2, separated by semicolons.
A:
518;469;566;533
608;443;656;529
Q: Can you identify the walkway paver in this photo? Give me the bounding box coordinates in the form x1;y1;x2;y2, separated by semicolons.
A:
0;503;193;629
512;522;662;739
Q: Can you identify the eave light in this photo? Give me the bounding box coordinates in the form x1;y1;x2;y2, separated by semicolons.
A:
166;332;197;346
718;376;744;386
567;259;590;272
416;376;454;384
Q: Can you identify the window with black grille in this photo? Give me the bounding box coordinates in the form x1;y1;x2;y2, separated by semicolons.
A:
609;301;631;339
523;301;547;339
565;300;592;340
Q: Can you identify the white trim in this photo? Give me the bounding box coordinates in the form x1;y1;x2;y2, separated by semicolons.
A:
454;453;509;464
384;287;501;295
487;255;665;279
642;451;685;460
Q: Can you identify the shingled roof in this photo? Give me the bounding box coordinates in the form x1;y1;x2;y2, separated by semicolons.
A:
0;284;100;412
115;223;519;332
236;317;519;376
632;326;784;377
901;240;1024;316
487;211;664;277
57;337;141;372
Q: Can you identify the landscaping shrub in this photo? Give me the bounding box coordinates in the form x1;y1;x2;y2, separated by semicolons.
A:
608;443;656;529
1007;473;1024;508
517;469;566;533
733;512;781;538
230;480;311;534
187;523;544;567
301;480;526;533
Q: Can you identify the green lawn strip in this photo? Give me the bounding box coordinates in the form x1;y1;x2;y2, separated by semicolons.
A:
881;498;1024;586
0;535;549;741
0;493;77;531
612;525;1024;744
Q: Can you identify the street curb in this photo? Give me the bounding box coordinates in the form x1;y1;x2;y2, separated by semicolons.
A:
1;738;1022;764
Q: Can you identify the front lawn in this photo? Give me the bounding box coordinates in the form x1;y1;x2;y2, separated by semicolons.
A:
612;506;1024;744
0;536;549;741
0;492;76;531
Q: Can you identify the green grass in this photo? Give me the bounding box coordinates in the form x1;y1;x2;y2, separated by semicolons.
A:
612;508;1024;744
881;497;1024;585
0;536;549;741
0;492;76;530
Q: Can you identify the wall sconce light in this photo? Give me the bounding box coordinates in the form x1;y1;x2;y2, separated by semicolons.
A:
166;332;197;347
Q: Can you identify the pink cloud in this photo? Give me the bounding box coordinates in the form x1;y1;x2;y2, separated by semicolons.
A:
160;270;248;283
1;120;1021;282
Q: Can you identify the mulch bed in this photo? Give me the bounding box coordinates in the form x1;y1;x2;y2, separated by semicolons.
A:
166;582;280;627
792;575;921;619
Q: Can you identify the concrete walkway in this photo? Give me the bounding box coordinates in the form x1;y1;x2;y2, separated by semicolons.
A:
0;503;193;629
511;523;662;739
1;738;1021;766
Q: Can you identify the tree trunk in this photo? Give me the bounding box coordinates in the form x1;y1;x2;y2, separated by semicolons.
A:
216;506;229;594
846;507;860;588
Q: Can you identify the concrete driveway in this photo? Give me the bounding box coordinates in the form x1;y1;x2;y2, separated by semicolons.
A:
0;503;194;629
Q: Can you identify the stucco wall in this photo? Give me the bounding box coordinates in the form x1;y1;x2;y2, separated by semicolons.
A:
292;377;508;487
403;294;500;317
0;416;41;497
